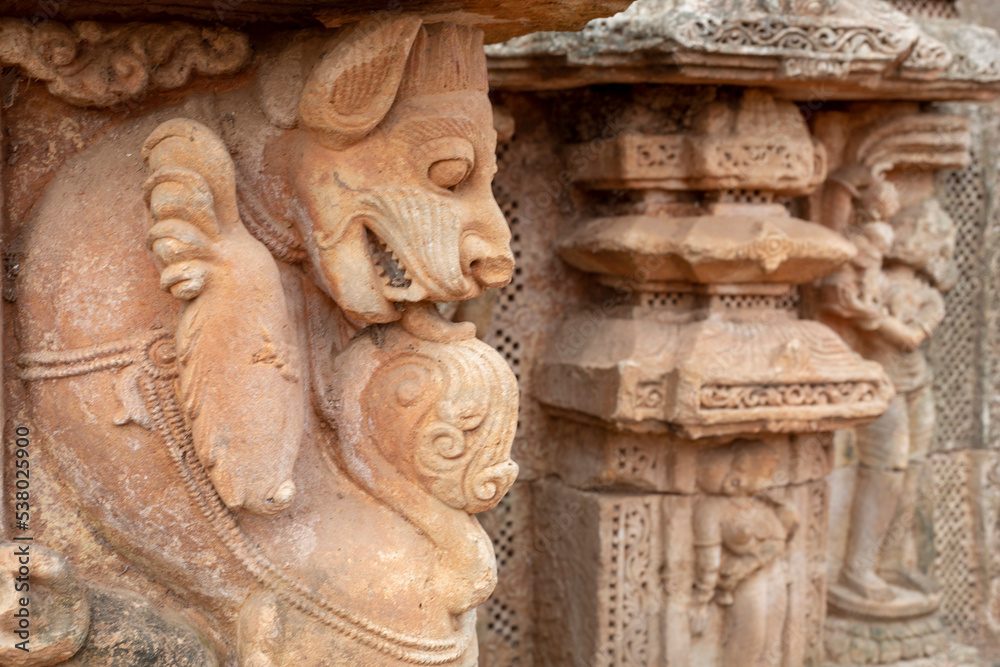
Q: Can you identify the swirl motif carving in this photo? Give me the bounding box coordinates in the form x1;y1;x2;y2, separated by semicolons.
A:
0;19;249;107
700;381;881;410
683;16;910;58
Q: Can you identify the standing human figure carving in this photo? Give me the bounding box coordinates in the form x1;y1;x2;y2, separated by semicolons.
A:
822;164;956;602
691;441;799;666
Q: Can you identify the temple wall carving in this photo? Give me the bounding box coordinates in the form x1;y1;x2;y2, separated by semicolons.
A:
475;0;1000;662
0;12;551;666
1;0;1000;665
910;99;1000;655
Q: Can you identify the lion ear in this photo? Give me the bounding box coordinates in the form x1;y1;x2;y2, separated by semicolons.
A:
299;16;422;149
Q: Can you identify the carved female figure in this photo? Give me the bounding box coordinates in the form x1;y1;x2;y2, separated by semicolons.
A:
691;441;799;667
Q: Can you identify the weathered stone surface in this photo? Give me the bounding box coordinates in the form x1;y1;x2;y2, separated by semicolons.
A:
2;0;1000;665
0;20;249;108
520;84;868;666
0;13;523;667
487;0;1000;99
816;103;970;665
65;588;217;666
566;91;828;193
535;89;892;440
534;468;828;666
480;2;1000;661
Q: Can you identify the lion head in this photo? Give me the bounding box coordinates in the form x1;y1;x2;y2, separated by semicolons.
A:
248;17;514;324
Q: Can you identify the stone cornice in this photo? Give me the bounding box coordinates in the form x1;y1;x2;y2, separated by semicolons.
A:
486;0;1000;100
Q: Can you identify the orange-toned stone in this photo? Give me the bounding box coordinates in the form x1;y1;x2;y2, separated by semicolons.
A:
1;15;522;666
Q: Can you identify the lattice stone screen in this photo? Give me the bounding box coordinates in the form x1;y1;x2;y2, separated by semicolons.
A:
931;146;986;454
477;137;536;667
477;104;588;665
478;483;535;666
924;105;1000;651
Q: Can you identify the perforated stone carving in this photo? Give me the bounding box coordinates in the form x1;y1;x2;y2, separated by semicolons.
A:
3;1;1000;664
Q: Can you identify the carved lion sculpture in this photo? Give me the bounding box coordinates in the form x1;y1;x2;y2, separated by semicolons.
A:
5;16;516;667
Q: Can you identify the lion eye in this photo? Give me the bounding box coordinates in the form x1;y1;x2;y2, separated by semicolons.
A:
428;158;472;191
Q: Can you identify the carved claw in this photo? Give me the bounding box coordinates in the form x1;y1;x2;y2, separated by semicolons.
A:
141;119;306;516
146;217;214;299
0;543;89;667
144;166;222;239
156;260;211;300
142;119;241;231
142;125;236;300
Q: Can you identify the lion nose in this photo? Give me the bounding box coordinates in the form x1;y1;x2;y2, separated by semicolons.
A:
461;234;514;289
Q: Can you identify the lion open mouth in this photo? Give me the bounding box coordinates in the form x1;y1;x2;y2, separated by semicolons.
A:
366;227;412;289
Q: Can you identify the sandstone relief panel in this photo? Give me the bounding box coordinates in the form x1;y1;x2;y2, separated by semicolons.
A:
1;0;1000;665
691;441;800;666
478;0;1000;661
814;105;974;666
525;87;890;667
0;15;522;667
